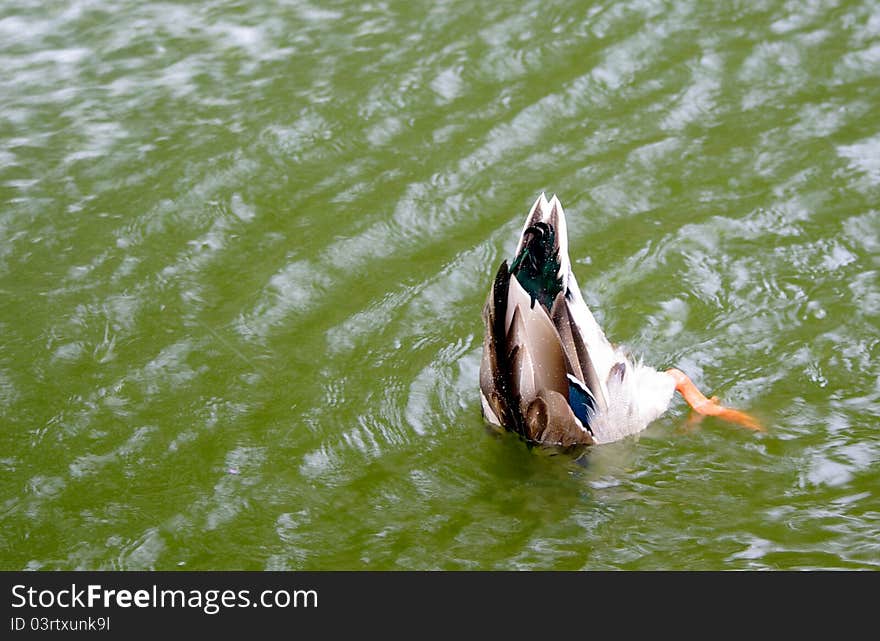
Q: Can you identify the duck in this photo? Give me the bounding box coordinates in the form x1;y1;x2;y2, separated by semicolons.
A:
479;193;763;447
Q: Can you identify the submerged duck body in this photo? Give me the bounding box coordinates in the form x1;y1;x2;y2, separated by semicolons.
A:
479;193;761;447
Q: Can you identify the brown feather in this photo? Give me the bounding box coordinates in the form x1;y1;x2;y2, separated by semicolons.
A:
550;291;608;412
525;392;594;446
480;258;596;448
505;279;569;404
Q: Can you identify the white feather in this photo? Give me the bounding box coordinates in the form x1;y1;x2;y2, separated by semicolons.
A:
551;196;676;443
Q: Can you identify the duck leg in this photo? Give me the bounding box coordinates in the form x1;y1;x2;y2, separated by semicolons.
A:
665;368;764;432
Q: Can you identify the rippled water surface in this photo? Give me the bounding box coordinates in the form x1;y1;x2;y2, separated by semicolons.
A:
2;0;879;570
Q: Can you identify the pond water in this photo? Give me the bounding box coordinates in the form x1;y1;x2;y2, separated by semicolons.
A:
2;0;878;569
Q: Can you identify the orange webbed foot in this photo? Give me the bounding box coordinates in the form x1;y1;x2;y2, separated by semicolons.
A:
665;368;765;432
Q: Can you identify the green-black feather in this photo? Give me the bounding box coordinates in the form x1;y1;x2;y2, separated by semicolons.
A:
509;221;563;311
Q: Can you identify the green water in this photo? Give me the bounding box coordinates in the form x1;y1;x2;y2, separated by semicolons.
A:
1;0;878;570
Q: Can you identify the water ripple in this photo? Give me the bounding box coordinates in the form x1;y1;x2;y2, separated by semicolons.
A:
3;0;880;570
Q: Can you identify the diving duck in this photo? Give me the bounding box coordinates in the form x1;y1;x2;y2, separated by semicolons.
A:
479;193;762;447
